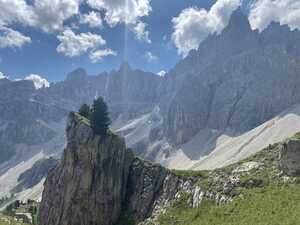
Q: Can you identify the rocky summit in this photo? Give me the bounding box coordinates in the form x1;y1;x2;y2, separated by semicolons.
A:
38;113;181;225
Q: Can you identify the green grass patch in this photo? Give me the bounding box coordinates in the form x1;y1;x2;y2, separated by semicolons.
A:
292;132;300;140
171;170;210;180
74;112;91;126
158;185;300;225
0;214;30;225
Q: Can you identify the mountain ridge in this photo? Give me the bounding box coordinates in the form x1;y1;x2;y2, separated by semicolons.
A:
2;8;300;203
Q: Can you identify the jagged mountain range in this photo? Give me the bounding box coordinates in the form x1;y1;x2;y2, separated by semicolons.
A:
38;110;300;225
2;8;300;201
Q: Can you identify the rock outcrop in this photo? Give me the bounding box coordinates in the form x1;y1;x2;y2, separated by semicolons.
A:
38;113;180;225
279;138;300;176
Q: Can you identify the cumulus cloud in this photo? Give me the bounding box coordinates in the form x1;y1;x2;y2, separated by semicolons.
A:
172;0;241;57
132;21;151;43
87;0;152;42
249;0;300;31
24;74;50;89
0;26;31;48
56;29;106;57
80;11;103;28
0;72;7;79
89;49;117;63
0;0;153;49
157;70;166;77
87;0;151;26
0;0;35;26
0;0;81;33
32;0;81;33
145;51;157;62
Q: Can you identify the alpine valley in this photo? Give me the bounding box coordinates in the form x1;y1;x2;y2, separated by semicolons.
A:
1;8;300;225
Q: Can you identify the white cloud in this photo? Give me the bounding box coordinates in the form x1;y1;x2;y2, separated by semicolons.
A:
0;0;81;33
87;0;152;42
172;0;241;57
87;0;151;26
32;0;81;33
80;11;103;28
0;26;31;48
24;74;50;89
0;72;7;79
157;70;166;77
56;29;106;57
132;21;151;43
89;49;117;63
145;51;157;62
249;0;300;31
0;0;35;26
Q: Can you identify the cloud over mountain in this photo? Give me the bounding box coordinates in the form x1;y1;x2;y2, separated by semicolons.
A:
249;0;300;31
172;0;241;57
0;72;7;79
24;74;50;89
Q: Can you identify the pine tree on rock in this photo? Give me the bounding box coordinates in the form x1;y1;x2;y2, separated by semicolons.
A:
91;97;111;136
78;103;91;119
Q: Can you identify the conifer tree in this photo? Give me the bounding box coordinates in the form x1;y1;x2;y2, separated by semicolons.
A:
78;103;91;119
91;97;111;136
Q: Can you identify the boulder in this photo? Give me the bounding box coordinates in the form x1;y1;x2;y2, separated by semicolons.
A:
279;139;300;176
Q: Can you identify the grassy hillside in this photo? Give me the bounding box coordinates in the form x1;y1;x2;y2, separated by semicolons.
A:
157;135;300;225
0;214;30;225
158;185;300;225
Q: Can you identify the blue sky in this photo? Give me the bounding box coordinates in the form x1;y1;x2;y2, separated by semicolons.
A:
0;0;299;82
0;0;213;81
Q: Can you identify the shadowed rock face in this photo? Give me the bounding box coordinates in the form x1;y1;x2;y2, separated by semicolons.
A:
38;113;134;225
279;139;300;176
13;158;58;193
38;113;180;225
162;9;300;146
0;64;162;166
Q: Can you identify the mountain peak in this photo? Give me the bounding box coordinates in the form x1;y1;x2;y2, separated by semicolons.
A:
226;7;252;33
66;68;87;82
119;61;132;72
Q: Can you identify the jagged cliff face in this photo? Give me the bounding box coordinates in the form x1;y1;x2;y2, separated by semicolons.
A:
5;8;300;202
38;113;180;225
0;65;161;201
39;113;134;225
163;10;300;145
46;64;162;121
0;79;67;168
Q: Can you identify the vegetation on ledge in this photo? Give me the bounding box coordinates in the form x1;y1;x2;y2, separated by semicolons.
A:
78;96;111;136
156;135;300;225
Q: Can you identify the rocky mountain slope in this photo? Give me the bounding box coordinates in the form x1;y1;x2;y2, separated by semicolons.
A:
3;8;300;204
38;111;300;225
0;65;162;202
162;9;300;147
